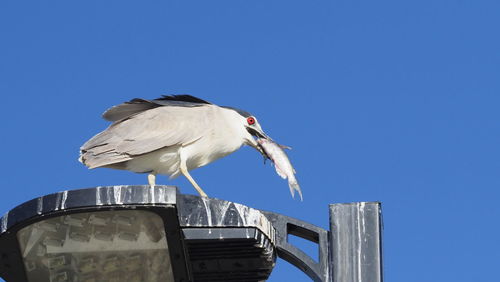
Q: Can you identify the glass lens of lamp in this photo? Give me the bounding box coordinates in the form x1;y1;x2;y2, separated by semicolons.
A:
17;210;174;282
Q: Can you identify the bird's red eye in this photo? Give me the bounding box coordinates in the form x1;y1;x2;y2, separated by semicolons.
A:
247;117;255;125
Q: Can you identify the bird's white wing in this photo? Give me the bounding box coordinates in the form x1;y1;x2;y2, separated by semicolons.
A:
80;105;215;168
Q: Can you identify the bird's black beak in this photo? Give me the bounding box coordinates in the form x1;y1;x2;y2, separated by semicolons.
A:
246;126;271;140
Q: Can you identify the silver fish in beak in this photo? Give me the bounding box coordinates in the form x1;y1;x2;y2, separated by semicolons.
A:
257;138;302;201
246;126;272;161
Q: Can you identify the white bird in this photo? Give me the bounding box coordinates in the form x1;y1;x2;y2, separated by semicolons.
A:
79;95;272;198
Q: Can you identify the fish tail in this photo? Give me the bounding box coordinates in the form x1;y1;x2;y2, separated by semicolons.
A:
289;181;303;201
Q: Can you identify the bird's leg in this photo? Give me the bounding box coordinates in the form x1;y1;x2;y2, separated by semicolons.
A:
148;173;156;189
180;164;208;198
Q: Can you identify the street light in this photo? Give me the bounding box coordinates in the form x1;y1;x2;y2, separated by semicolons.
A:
0;186;383;282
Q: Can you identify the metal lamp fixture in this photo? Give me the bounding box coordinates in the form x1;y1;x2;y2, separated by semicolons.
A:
0;186;383;282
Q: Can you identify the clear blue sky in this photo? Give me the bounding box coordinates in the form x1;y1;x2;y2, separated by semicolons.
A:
1;1;499;281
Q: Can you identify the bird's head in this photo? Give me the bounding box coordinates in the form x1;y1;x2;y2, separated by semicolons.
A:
224;106;271;160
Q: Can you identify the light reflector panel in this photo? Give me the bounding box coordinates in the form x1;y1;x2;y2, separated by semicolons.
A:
17;210;174;282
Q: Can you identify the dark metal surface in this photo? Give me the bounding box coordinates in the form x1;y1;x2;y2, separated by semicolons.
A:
176;195;278;281
329;202;383;282
183;228;275;282
0;228;25;282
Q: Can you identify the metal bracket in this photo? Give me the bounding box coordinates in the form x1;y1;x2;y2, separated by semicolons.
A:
261;211;329;282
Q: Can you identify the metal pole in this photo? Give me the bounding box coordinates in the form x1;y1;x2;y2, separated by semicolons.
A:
329;202;383;282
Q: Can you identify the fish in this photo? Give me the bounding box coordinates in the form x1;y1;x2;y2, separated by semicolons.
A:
257;138;303;201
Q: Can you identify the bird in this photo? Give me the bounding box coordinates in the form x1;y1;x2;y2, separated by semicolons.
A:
79;95;271;198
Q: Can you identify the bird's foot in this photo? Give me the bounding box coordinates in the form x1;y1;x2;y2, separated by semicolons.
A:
148;173;156;189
